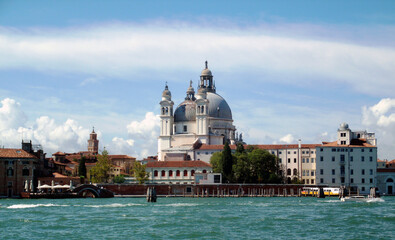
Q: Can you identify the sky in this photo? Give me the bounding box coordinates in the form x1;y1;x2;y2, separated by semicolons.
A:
0;0;395;160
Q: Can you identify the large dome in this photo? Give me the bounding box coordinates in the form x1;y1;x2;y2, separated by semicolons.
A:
174;100;196;122
206;92;232;120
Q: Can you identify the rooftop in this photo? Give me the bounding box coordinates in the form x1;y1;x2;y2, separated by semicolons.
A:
0;148;38;159
146;160;211;168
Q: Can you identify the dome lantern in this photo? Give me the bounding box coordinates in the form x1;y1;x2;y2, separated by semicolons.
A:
199;61;215;93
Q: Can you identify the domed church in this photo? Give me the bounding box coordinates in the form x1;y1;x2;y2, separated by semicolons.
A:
158;61;236;161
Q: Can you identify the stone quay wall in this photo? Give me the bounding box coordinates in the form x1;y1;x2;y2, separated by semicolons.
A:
100;183;312;197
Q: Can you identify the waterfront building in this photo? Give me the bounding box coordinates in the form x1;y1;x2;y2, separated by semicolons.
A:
315;123;377;194
0;148;39;197
158;61;237;161
145;160;212;184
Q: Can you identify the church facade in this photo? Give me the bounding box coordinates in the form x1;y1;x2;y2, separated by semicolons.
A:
158;62;237;161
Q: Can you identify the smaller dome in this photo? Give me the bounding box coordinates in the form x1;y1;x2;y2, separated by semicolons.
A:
162;84;171;100
186;80;195;94
339;122;349;131
201;68;212;76
201;60;212;76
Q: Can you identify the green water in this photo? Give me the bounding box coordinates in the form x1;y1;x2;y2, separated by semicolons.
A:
0;197;394;239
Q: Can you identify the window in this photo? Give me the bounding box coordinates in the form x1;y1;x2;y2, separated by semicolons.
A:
332;148;336;152
214;175;221;183
293;168;297;175
272;151;275;154
332;169;335;175
7;167;13;177
294;158;296;163
332;156;335;162
287;168;291;175
350;156;353;162
303;170;306;176
202;170;207;173
340;154;345;162
341;141;346;145
294;151;296;154
22;168;29;176
311;158;315;163
288;151;290;154
169;170;173;177
320;169;324;175
370;178;373;183
302;158;305;163
361;149;365;152
288;158;290;163
362;178;365;183
351;178;354;183
22;161;29;165
306;179;309;184
351;169;354;175
361;156;365;162
183;125;187;132
320;178;324;184
311;171;314;176
350;149;353;152
184;170;188;176
341;177;345;183
320;156;324;162
302;151;305;154
176;170;180;176
311;179;314;184
369;148;373;152
154;170;158;177
370;169;373;175
362;169;365;175
320;148;323;152
306;171;309;176
332;178;335;183
191;170;195;176
161;170;166;177
306;158;309;163
279;158;282;163
279;151;282;154
369;156;373;162
341;166;345;175
362;187;365;192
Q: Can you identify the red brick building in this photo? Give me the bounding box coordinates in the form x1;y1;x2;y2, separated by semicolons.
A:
0;149;39;197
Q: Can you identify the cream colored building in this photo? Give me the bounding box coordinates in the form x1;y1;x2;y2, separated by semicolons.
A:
158;61;237;161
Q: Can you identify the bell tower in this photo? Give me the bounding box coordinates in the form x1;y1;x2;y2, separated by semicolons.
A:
88;127;99;154
158;83;174;160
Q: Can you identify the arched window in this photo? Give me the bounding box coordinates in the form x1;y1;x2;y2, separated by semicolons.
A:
293;168;297;175
201;106;204;113
162;107;165;115
387;178;394;182
7;167;14;177
176;170;180;177
202;169;207;173
165;107;168;114
183;170;188;176
287;168;291;176
161;170;166;177
22;168;29;176
198;106;201;113
154;170;158;177
191;170;195;176
169;170;173;177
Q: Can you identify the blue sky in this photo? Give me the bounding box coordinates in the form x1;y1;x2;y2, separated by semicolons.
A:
0;1;395;159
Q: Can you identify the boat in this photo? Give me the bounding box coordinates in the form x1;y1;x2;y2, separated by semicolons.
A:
340;195;369;202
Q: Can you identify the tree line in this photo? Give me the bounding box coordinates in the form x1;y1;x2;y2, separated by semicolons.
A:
210;142;284;184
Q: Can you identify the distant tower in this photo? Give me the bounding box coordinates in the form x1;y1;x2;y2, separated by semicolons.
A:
158;83;174;160
88;127;99;154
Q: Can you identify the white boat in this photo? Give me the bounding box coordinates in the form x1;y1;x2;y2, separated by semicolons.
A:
340;196;368;202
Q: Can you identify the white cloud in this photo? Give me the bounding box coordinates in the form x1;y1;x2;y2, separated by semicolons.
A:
0;98;27;131
362;98;395;160
279;134;295;144
0;23;394;96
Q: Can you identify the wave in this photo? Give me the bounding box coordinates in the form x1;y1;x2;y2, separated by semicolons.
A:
160;203;200;207
366;198;385;203
7;203;68;209
84;203;143;208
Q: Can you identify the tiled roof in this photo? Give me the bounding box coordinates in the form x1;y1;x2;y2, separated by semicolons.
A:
322;139;376;148
0;149;38;159
109;155;136;160
198;144;321;151
53;151;65;155
146;160;212;168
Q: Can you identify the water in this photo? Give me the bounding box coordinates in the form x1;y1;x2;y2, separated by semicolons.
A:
0;197;394;239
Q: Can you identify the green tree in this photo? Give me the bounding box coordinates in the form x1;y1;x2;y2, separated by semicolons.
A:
133;161;149;184
236;142;245;154
221;141;233;183
233;152;250;183
248;149;279;183
113;175;126;184
90;149;111;183
210;152;222;173
78;156;87;178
